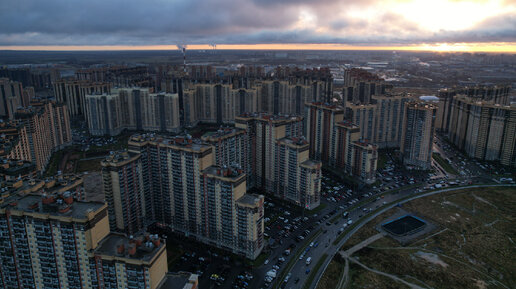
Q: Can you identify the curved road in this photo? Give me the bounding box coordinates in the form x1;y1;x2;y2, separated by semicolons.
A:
305;183;515;289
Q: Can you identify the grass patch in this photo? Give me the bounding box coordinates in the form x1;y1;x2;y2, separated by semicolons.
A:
44;150;64;177
330;213;341;224
248;251;270;267
343;186;516;289
76;158;103;172
166;245;184;268
377;152;389;170
273;229;322;289
308;203;327;215
433;153;459;175
303;253;328;289
316;258;345;289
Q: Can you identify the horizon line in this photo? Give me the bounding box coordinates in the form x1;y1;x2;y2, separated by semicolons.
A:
1;42;516;53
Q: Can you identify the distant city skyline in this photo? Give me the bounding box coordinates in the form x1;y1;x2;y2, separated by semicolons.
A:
1;0;515;52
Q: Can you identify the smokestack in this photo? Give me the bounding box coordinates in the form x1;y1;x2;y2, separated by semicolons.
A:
183;47;186;73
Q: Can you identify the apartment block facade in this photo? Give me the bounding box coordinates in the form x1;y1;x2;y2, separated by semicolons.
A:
344;94;411;148
401;102;437;170
350;140;378;184
85;88;180;136
235;113;322;209
0;78;25;119
275;138;321;209
0;193;168;289
0;101;72;171
329;120;360;171
439;95;515;167
201;127;251;187
305;102;345;162
53;80;111;117
101;151;146;235
125;134;265;259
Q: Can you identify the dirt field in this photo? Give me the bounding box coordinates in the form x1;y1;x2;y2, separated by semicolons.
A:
319;186;516;289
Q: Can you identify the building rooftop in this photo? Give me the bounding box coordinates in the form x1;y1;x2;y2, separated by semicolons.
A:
102;150;140;166
236;193;264;207
306;102;344;111
236;112;303;123
277;137;309;147
94;233;165;262
353;140;378;149
336;120;359;129
406;101;438;110
0;159;36;180
201;127;245;142
158;272;198;289
4;193;104;220
129;134;212;153
300;159;322;169
203;165;245;181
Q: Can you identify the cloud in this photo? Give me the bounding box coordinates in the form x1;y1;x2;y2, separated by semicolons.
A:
0;0;514;46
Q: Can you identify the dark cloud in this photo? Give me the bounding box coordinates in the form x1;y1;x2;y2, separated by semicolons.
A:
0;0;514;46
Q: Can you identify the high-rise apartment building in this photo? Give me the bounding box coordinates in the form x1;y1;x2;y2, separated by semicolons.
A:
329;120;360;170
195;83;234;124
76;66;151;88
401;102;437;170
345;103;377;142
0;78;24;120
235;113;321;208
305;103;344;162
201;127;251;187
235;113;304;192
373;95;411;148
344;94;411;148
305;104;378;184
439;95;515;167
343;68;390;106
101;151;146;235
53;80;111;117
350;140;378;184
202;166;264;259
275;138;321;209
0;193;168;289
0;101;72;171
85;93;121;135
126;134;265;259
85;88;180;136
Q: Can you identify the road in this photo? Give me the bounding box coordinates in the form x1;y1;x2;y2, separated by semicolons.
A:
305;184;515;289
258;183;514;289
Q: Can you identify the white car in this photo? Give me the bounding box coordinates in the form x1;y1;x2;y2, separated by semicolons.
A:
264;259;269;265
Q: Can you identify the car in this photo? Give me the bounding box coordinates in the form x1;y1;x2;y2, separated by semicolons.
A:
294;277;300;284
284;273;292;283
264;259;269;265
273;265;280;270
309;242;314;247
305;269;311;274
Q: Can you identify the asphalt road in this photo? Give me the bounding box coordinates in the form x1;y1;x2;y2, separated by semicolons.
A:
305;183;516;289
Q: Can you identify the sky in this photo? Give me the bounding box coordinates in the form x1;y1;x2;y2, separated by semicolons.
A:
0;0;515;52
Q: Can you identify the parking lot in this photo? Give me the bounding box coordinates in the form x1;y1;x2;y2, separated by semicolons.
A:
147;138;513;289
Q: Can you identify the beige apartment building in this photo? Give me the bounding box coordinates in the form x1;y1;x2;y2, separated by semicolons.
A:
0;193;168;289
401;102;437;170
